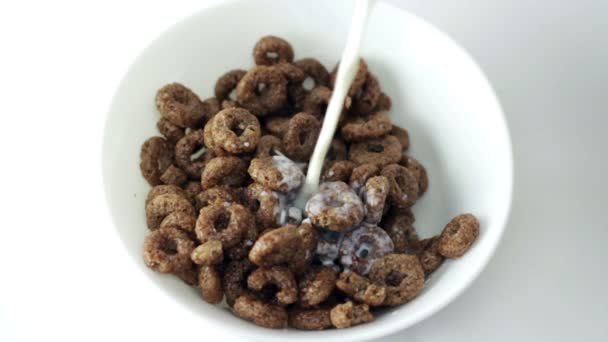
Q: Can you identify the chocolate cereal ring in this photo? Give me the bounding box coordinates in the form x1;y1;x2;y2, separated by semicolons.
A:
175;130;217;179
302;86;347;121
195;202;253;248
289;58;330;108
350;73;381;116
215;69;247;101
143;226;194;273
369;254;425;306
339;225;394;275
223;259;257;306
159;164;187;186
321;160;356;183
282;112;321;161
263;116;290;137
437;214;480;258
211;108;261;154
233;296;288;329
248;156;305;192
199;265;224;304
191;240;223;266
288;307;332;330
255;135;283;158
315;228;344;267
236;66;288;116
349;163;380;195
391;125;410;151
400;155;429;196
340;110;392;142
245;183;280;228
200;156;248;189
348;135;402;167
182;181;202;203
298;266;337;308
145;185;188;206
330;58;368;97
381;164;419;208
156;118;185;145
159;211;196;233
248;266;298;305
418;237;444;275
305;182;364;232
195;186;239;211
249;223;317;273
336;271;386;306
361;176;390;224
253;36;294;66
155;83;207;128
140;137;173;186
330;301;373;329
145;193;195;230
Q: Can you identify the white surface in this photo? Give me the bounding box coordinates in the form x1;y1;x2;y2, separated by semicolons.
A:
102;1;511;340
0;0;606;341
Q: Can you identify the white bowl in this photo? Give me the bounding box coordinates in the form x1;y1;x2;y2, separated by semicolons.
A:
102;0;513;340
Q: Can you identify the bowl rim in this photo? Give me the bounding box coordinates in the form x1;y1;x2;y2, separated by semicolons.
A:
102;0;514;340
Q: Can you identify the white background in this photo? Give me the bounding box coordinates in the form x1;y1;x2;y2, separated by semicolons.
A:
0;0;607;341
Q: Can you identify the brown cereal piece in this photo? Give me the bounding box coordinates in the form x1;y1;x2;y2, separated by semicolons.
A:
322;160;356;182
282;112;321;161
330;302;373;329
236;66;288;116
274;62;306;84
195;186;239;211
348;135;402;167
391;125;410;151
315;228;344;266
381;209;421;254
143;226;194;273
175;130;217;179
327;138;348;161
288;307;332;330
263;116;290;137
245;183;280;228
221;99;240;109
361;176;390;224
191;240;223;265
175;263;200;286
233;296;288;329
215;69;247;101
291;221;318;274
182;181;202;203
381;164;419;209
305;182;364;232
145;193;195;230
253;36;294;66
248;266;298;305
249;223;317;273
289;58;330;108
400;155;429;196
340;111;392;142
369;254;425;306
200;156;248;189
159;164;187;186
302;86;350;121
195;202;253;249
211;108;261;154
375;92;392;111
255;135;283;158
201;97;221;119
437;214;480;258
223;260;257;306
248;156;305;192
145;185;188;206
199;265;224;304
156;118;185;145
339;225;394;275
330;58;368;97
350;73;381;116
155;83;214;128
418;237;444;275
298;266;337;308
336;271;386;306
140;137;173;186
159;211;196;232
349;163;380;194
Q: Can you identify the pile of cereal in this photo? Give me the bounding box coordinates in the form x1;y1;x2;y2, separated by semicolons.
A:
139;36;480;330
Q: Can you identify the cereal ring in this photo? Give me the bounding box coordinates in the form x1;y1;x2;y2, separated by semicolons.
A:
245;183;280;228
140;137;173;186
339;225;394;275
200;156;248;189
211;108;261;154
155;83;207;128
201;97;221;121
215;69;247;101
290;221;318;274
305;182;364;232
340;111;392;142
159;211;196;232
159;164;187;186
274;62;306;84
195;186;239;211
369;254;425;306
255;135;283;158
336;271;386;306
195;202;253;249
175;263;200;286
182;181;202;203
288;307;332;330
330;58;368;97
143;226;194;273
330;301;373;329
263;116;290;137
302;86;351;121
381;208;421;254
248;155;305;192
321;160;356;182
350;73;381;116
381;164;419;208
248;266;298;305
298;266;337;308
361;176;390;224
282;112;321;161
223;259;257;306
191;240;223;265
145;185;188;206
175;130;217;179
400;155;429;197
253;36;294;66
221;99;240;109
375;92;392;111
249;223;317;273
156;118;185;145
391;125;410;151
327;138;348;161
315;228;344;266
349;163;380;194
199;265;224;304
236;66;288;116
145;193;195;230
437;214;480;258
289;58;330;108
348;135;402;167
418;237;444;275
233;296;288;329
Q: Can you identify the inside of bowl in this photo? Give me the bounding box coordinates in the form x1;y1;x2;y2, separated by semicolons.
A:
103;0;512;340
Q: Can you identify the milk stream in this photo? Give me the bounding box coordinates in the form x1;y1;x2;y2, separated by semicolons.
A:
294;0;377;209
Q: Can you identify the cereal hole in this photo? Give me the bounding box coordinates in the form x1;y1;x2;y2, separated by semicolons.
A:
302;77;315;91
160;237;178;255
190;146;206;161
385;270;406;286
215;212;231;231
367;143;384;153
